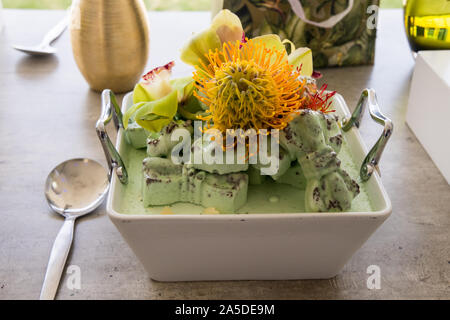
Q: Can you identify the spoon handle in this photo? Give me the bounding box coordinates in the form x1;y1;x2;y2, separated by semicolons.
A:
40;217;75;300
40;15;69;48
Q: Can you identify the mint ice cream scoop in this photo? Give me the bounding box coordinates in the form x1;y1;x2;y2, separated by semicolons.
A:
305;168;360;212
251;143;292;180
281;109;359;212
281;109;342;158
124;121;149;149
142;157;183;205
142;157;248;213
189;134;249;174
147;120;193;158
191;133;293;178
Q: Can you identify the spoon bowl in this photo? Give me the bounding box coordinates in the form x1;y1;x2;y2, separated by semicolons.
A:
40;158;109;300
12;44;57;56
45;158;109;216
12;15;68;56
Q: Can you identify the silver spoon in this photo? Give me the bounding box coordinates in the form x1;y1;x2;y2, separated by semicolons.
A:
40;158;109;300
12;15;68;56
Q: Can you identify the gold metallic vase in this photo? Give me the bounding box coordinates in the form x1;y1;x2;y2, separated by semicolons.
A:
70;0;150;93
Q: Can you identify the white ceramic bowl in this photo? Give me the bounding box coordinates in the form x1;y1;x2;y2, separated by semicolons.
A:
106;92;392;281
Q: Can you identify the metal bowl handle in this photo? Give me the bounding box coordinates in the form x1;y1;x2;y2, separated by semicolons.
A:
342;88;393;182
95;89;128;184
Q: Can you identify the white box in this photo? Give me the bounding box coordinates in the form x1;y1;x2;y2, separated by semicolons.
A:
406;50;450;184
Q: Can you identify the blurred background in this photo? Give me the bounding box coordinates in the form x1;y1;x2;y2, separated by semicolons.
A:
3;0;402;10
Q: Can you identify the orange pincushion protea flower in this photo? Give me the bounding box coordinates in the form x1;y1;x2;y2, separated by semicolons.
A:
193;39;307;133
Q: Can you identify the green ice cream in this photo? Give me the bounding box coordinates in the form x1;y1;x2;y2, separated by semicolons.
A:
280;109;359;212
250;142;292;181
275;163;307;190
130;108;360;213
146;120;193;158
118;133;373;215
248;165;266;185
142;157;248;213
122;73;362;213
124;121;149;149
189;134;249;174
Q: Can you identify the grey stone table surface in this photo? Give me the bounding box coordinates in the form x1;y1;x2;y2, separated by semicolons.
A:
0;9;449;300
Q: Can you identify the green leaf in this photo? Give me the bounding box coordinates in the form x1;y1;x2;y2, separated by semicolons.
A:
134;90;178;132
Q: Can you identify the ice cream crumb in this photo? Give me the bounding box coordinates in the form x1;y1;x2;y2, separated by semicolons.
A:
203;207;220;214
161;206;174;214
269;196;279;203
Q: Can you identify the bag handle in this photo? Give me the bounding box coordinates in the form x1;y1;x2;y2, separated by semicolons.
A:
287;0;354;29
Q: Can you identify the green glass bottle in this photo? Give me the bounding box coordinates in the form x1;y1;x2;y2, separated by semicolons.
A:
404;0;450;51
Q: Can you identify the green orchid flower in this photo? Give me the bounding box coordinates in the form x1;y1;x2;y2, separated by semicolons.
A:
133;90;179;132
180;9;244;66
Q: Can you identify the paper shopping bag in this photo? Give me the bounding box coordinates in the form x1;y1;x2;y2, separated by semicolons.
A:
213;0;380;68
